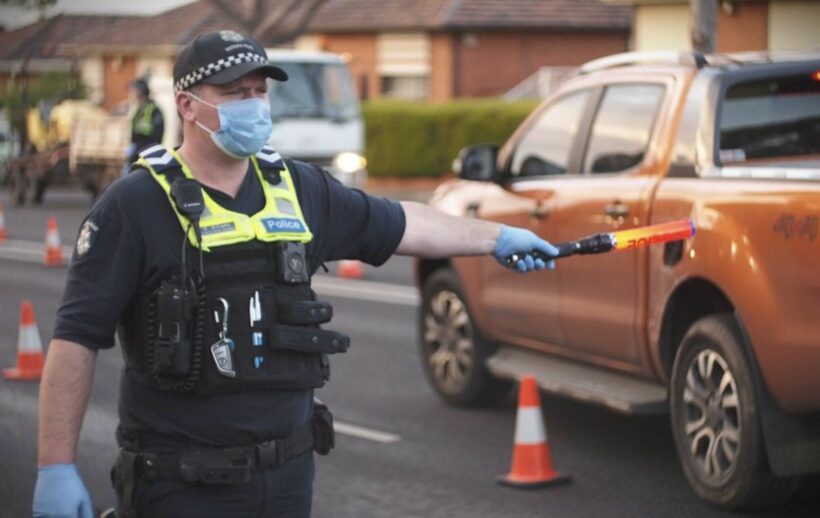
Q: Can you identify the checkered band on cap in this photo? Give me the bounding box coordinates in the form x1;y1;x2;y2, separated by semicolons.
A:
174;52;269;91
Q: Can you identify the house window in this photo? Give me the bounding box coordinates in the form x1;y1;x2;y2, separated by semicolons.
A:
462;33;478;48
381;76;428;100
377;33;430;99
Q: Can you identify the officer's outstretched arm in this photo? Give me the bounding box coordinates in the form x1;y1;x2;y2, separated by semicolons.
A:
396;201;557;272
34;339;95;517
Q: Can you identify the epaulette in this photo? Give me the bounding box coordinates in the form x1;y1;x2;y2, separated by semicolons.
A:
255;145;286;185
138;144;287;185
255;145;285;167
138;145;181;175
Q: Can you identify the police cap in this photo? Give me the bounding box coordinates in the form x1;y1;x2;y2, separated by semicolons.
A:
130;78;150;96
173;30;288;92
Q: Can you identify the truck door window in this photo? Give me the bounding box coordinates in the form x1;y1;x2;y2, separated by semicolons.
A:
583;84;665;174
510;90;590;178
719;74;820;167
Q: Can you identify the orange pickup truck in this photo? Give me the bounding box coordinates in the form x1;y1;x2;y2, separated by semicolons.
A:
416;52;820;509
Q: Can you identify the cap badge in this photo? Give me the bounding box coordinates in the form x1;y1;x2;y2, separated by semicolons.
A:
220;30;245;43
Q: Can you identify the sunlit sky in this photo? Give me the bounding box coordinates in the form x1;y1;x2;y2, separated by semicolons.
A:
0;0;196;30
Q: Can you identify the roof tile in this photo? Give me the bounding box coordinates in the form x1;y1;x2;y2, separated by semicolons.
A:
0;15;126;60
0;0;632;60
308;0;631;32
443;0;632;29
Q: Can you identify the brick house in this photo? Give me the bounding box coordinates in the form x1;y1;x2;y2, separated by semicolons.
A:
298;0;632;101
0;14;127;99
603;0;820;53
1;3;259;145
2;0;632;134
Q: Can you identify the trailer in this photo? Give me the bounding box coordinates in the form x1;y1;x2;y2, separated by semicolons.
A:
4;100;129;204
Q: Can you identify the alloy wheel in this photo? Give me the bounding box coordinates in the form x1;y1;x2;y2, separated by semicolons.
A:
423;289;474;394
683;348;742;484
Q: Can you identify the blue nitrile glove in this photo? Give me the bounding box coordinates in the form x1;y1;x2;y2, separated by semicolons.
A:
493;225;559;273
33;464;93;518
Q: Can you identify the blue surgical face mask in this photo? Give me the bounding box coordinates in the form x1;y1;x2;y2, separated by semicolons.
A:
188;92;273;159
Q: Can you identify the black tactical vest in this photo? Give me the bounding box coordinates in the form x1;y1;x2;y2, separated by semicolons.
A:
118;146;349;395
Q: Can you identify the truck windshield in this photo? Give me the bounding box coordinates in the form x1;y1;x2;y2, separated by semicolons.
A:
267;62;360;121
719;73;820;167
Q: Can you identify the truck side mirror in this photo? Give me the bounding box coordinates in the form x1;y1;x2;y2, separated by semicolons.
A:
453;144;499;182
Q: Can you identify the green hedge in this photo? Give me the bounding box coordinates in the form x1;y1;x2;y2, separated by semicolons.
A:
363;99;538;178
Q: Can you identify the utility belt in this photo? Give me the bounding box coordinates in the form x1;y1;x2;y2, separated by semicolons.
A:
113;402;334;515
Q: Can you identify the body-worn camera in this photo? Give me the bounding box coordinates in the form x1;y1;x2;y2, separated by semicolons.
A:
152;280;196;376
276;242;309;284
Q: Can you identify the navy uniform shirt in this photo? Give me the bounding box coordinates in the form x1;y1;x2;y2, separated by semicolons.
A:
53;158;406;447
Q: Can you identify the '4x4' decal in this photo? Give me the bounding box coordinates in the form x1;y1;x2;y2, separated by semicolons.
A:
773;215;818;241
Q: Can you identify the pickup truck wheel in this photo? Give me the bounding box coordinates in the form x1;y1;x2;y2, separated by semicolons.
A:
670;314;797;509
419;268;510;407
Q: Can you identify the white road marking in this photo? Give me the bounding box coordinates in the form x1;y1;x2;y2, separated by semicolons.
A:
0;239;72;264
2;388;400;446
0;239;419;306
333;420;402;444
0;241;409;448
312;275;418;306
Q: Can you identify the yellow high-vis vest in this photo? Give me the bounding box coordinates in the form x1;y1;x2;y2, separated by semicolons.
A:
138;145;313;251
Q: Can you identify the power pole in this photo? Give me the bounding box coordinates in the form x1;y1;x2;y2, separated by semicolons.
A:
690;0;718;53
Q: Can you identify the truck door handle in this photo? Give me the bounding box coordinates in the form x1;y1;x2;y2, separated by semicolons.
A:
604;202;629;219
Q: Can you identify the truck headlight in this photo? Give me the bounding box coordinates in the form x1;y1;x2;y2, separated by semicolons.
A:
333;152;367;174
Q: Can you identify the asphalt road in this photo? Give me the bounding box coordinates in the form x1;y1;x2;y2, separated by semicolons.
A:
1;187;819;517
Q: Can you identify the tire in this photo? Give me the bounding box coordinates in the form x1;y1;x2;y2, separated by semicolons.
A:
670;314;798;509
418;268;511;407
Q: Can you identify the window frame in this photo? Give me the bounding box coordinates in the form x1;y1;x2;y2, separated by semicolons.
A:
503;87;599;183
500;74;676;185
714;63;820;173
579;82;668;177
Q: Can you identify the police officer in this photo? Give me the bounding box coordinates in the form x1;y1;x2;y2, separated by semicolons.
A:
33;30;558;518
126;78;164;166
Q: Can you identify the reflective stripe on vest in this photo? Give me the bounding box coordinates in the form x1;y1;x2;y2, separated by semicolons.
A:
140;147;313;251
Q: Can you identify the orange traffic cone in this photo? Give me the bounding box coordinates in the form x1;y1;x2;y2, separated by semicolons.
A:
3;300;45;381
44;216;64;266
0;203;7;241
498;375;571;488
338;259;364;279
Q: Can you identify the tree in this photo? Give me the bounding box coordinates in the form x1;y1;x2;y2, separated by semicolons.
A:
2;72;85;111
206;0;329;45
690;0;718;53
0;0;57;12
0;0;56;6
0;0;56;25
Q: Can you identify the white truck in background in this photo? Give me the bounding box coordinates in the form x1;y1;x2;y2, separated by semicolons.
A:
265;50;367;188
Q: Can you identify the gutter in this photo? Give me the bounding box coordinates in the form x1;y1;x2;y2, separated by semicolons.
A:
56;44;180;58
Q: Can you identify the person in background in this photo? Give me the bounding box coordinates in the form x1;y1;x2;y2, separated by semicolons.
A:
125;78;164;169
